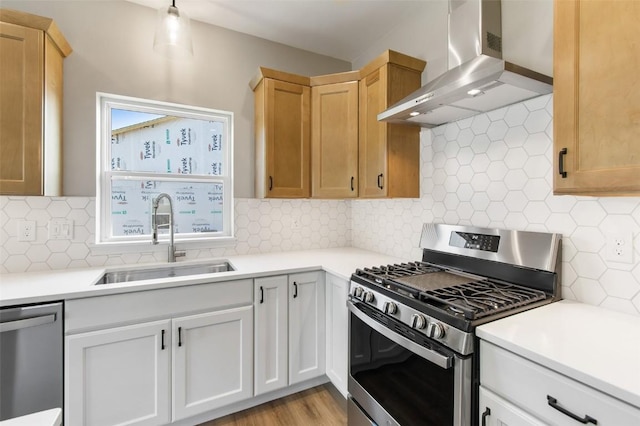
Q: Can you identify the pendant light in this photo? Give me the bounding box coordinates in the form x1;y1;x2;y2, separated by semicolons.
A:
153;0;193;58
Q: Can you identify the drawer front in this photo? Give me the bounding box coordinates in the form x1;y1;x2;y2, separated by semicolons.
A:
66;279;253;333
480;341;640;426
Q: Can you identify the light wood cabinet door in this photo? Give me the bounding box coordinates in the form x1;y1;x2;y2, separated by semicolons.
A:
66;320;171;426
254;276;289;396
172;306;253;421
311;81;359;198
0;10;70;196
325;273;349;398
359;67;388;198
288;271;325;385
0;22;43;195
254;76;311;198
554;0;640;195
359;61;422;198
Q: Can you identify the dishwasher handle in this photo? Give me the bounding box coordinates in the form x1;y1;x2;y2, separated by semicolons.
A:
0;314;57;333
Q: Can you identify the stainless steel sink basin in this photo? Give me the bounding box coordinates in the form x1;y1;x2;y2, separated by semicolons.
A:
96;262;235;285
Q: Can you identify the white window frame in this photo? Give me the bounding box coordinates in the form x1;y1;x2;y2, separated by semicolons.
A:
96;92;234;245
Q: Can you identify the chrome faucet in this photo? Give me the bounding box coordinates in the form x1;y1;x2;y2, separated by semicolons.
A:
152;193;186;262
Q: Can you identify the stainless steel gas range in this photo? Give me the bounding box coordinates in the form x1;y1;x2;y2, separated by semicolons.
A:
347;223;562;426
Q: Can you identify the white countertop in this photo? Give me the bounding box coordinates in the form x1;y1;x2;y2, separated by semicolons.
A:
477;300;640;409
0;408;61;426
0;247;404;307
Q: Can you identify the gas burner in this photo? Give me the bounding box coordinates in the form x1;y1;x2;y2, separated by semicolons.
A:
421;281;547;320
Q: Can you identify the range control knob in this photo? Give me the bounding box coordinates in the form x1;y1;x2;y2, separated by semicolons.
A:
363;291;375;303
351;286;363;298
426;322;445;339
410;314;427;330
383;301;398;315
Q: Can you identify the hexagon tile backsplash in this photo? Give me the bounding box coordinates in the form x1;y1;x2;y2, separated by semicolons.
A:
0;197;351;273
352;94;640;316
1;95;640;317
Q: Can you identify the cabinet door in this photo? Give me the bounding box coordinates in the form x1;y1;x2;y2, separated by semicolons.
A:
289;271;326;385
325;274;349;398
359;67;388;198
0;22;43;195
554;0;640;195
254;276;289;395
66;320;171;426
311;81;359;198
263;78;311;198
479;386;546;426
172;306;253;421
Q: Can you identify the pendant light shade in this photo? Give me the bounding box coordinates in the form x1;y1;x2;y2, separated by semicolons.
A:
154;0;193;58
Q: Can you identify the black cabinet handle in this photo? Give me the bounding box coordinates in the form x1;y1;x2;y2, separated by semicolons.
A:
260;286;264;304
558;148;568;178
377;173;384;189
161;329;166;350
547;395;597;424
293;282;298;298
178;327;183;347
351;176;355;191
269;176;273;191
481;407;491;426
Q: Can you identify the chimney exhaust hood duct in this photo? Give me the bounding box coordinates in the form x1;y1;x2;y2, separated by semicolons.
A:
378;0;553;128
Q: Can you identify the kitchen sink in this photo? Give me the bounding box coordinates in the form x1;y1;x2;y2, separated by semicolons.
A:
96;262;235;285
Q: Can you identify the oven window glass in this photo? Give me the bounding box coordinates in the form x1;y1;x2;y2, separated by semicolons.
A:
350;312;454;425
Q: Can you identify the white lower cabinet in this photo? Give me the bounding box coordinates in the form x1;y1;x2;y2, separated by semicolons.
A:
66;320;172;426
65;280;254;426
254;271;325;396
288;272;326;384
172;306;253;421
479;386;545;426
480;340;640;426
254;275;289;395
325;273;349;397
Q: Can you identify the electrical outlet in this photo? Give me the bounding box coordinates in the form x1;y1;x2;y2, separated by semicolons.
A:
17;220;37;242
606;232;633;264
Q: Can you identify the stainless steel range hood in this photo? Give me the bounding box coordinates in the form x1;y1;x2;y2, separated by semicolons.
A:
378;0;553;127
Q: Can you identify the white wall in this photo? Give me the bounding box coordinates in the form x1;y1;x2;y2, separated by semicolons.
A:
3;0;350;197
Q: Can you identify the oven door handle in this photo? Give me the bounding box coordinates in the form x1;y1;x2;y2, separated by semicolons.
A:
348;301;453;369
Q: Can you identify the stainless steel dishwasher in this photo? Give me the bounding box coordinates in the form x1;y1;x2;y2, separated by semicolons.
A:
0;302;63;421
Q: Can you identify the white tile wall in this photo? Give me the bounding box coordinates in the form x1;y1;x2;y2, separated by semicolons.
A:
0;198;351;273
2;94;639;317
352;94;640;316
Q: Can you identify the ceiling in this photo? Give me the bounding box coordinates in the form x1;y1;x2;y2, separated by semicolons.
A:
127;0;431;63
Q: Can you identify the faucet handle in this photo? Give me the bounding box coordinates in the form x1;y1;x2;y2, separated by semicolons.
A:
152;229;159;244
175;250;186;258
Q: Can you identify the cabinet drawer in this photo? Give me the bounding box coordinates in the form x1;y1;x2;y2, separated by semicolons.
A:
480;341;640;426
66;279;253;333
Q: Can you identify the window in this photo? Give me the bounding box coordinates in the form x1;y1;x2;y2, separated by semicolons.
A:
96;93;233;244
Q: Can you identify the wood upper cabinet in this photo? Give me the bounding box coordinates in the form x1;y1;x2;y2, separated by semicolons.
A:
553;0;640;195
311;72;359;198
252;68;311;198
0;9;72;196
359;51;425;198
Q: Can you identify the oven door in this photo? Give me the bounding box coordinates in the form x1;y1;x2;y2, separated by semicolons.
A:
348;300;473;426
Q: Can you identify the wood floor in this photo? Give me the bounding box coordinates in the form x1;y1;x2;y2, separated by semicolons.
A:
200;385;347;426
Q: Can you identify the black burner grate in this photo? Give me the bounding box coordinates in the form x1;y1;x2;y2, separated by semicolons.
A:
421;281;547;320
356;262;442;284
